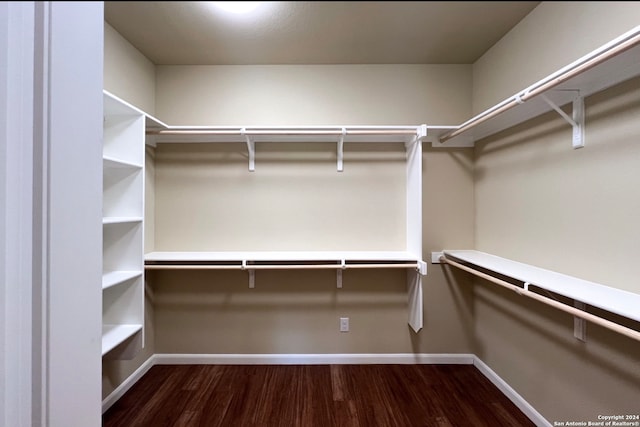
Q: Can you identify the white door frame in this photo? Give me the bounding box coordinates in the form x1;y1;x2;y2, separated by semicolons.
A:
1;2;103;426
1;3;37;425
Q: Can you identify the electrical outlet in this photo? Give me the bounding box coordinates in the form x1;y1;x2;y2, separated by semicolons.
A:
340;317;349;332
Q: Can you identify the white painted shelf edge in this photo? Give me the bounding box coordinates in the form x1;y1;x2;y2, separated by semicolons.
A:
103;156;143;169
104;90;154;119
101;324;143;356
145;124;427;145
145;251;427;275
442;250;640;323
146;250;422;262
102;217;144;225
102;270;143;290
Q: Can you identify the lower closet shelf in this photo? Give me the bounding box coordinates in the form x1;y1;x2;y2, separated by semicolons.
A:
145;251;426;333
144;251;427;272
102;324;143;356
102;270;143;290
441;250;640;341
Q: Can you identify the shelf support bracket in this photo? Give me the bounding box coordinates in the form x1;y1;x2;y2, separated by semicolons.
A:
574;300;587;342
540;93;585;149
337;128;345;172
405;124;427;149
337;259;346;288
242;128;255;171
242;260;255;288
416;260;427;276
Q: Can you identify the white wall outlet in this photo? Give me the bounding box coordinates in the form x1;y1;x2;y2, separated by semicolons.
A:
340;317;349;332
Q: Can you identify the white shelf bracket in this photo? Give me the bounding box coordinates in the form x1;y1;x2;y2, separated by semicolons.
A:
416;260;427;276
242;260;255;288
336;259;346;288
248;270;255;289
405;124;427;150
540;93;585;149
337;128;345;172
241;128;255;172
416;124;428;143
574;300;587;342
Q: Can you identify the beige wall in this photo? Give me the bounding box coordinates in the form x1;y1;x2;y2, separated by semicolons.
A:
472;1;640;114
154;143;407;252
152;64;477;355
104;22;156;115
475;78;640;292
472;3;640;422
156;64;471;126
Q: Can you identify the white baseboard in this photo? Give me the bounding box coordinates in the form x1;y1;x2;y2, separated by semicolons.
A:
102;352;549;427
152;352;476;365
472;356;551;427
102;356;155;414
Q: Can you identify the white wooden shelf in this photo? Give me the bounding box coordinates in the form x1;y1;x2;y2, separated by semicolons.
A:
102;217;143;225
443;250;640;322
145;251;426;276
146;250;426;332
146;250;424;263
101;324;143;356
144;122;427;173
431;25;640;148
102;270;143;290
103;156;143;170
441;250;640;342
146;125;425;145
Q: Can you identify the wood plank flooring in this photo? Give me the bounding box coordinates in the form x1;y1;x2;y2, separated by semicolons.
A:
103;364;536;427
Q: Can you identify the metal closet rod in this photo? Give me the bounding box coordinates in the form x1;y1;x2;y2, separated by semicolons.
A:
439;28;640;143
440;255;640;342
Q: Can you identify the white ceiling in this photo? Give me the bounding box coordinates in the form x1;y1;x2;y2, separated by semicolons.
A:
104;1;540;65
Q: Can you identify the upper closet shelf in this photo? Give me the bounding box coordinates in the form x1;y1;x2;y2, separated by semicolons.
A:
146;125;426;144
432;25;640;148
145;124;427;172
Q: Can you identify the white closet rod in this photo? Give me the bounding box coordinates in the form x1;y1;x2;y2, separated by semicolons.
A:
145;263;419;270
439;27;640;143
441;256;640;342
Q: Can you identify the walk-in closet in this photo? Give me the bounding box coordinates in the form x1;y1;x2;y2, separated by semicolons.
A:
2;2;639;426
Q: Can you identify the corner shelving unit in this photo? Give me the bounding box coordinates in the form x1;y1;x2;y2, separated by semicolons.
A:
102;91;145;359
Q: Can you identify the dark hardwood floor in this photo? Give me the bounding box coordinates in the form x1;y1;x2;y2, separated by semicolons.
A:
103;364;536;427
